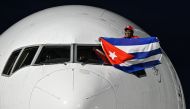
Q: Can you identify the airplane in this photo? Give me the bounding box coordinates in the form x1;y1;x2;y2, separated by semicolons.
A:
0;5;186;109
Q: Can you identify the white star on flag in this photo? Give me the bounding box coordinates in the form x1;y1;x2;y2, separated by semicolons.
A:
109;51;117;60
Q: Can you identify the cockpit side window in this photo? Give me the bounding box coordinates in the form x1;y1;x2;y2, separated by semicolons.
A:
35;46;70;65
77;45;109;64
12;46;38;73
2;49;21;76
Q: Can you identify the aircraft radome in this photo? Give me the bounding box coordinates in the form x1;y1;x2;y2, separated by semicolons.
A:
0;5;186;109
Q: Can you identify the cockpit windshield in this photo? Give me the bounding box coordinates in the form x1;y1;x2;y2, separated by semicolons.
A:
2;44;110;77
34;44;108;65
35;45;70;65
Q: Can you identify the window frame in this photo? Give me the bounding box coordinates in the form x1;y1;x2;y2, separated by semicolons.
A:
33;44;72;65
12;46;39;73
1;48;22;77
75;44;107;65
1;44;109;77
1;45;41;77
74;44;99;63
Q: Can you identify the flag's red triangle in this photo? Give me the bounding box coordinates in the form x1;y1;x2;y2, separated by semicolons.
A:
100;38;134;65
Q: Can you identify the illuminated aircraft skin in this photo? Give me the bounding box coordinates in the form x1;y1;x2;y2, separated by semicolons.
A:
0;5;185;109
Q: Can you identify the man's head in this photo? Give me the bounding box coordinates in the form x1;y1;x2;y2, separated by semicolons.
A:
124;25;134;38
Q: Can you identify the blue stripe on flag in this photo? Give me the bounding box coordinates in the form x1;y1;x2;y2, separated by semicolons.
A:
114;60;161;73
131;48;162;59
101;37;159;46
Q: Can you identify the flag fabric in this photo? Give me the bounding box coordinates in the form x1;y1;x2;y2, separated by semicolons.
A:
100;37;162;73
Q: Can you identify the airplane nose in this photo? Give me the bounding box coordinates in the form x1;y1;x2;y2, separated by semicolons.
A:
29;69;116;109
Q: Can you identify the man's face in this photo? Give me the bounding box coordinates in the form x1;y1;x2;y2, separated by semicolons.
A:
125;30;133;38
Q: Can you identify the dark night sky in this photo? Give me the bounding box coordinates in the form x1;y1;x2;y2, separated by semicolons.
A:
0;0;190;108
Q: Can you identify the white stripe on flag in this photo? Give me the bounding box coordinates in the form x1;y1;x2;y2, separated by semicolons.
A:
119;54;162;67
116;42;160;53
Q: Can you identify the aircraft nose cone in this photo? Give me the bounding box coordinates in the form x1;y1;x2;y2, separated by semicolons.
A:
30;69;116;109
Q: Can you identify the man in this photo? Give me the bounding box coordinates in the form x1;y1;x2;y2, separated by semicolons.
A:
124;25;146;76
95;25;139;64
124;25;140;38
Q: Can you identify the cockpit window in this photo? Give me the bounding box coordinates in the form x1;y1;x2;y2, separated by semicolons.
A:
12;46;38;73
77;45;107;64
35;46;70;65
2;44;110;77
2;49;21;75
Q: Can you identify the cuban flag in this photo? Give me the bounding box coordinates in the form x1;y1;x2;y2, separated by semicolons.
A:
100;37;162;73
